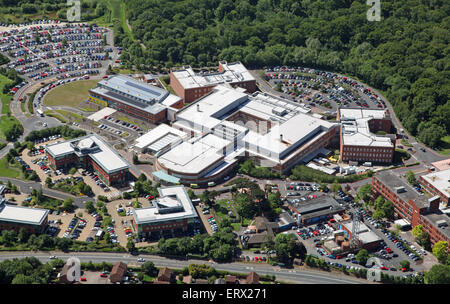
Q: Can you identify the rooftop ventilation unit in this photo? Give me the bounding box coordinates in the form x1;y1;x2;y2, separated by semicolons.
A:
395;186;406;193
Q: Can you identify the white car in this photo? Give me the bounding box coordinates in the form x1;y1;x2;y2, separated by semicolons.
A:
49;255;56;259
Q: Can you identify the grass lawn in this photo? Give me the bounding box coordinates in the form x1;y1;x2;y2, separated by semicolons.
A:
80;106;97;112
0;116;22;140
20;98;26;113
437;136;450;156
43;80;99;107
44;111;67;123
400;138;413;147
55;109;85;121
0;156;22;178
160;77;176;95
0;74;13;115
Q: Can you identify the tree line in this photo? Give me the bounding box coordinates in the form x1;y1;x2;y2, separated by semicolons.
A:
118;0;450;149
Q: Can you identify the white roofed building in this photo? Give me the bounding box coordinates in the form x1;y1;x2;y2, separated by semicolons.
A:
88;74;183;124
338;108;395;164
45;134;130;186
131;185;199;238
170;61;257;103
154;85;339;184
0;199;49;234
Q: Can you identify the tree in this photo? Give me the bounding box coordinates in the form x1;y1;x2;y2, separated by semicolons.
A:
45;177;53;188
400;260;410;270
61;198;75;212
406;170;416;185
356;249;369;265
85;201;95;214
274;233;297;264
234;193;257;219
330;180;341;194
126;239;136;252
412;225;431;250
424;264;450;284
69;167;77;175
357;184;373;203
141;261;156;275
432;241;448;264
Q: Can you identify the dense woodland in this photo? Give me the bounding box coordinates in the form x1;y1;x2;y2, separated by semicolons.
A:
119;0;450;148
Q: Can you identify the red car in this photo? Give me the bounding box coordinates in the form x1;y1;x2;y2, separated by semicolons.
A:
80;277;87;281
336;255;342;259
380;266;388;270
100;273;108;278
329;219;335;223
401;268;408;272
386;248;393;253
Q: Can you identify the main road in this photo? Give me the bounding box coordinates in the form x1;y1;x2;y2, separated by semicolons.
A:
0;251;371;284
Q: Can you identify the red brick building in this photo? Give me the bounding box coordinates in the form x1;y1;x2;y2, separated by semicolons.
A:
0;199;49;234
338;108;395;164
170;61;257;103
45;135;130;186
89;75;183;124
372;171;449;245
418;169;450;206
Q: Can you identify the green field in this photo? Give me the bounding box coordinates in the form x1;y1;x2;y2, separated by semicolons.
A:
0;116;22;140
437;136;450;156
43;80;99;108
0;156;21;179
0;74;13;115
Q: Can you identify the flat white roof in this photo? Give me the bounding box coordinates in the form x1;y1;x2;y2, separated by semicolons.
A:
134;124;186;150
0;202;48;226
87;107;117;122
158;134;229;175
172;61;254;89
46;141;73;157
339;108;393;147
421;169;450;198
175;84;249;130
343;221;382;244
46;134;130;174
132;186;198;224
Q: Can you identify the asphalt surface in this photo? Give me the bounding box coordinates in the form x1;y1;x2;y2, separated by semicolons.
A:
0;176;92;206
0;251;370;284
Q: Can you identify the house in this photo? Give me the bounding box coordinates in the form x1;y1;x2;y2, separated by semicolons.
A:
110;262;127;283
245;272;260;284
225;275;239;284
155;267;174;284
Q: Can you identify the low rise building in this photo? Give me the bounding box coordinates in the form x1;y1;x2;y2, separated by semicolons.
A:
338;108;395;164
340;220;383;251
372;170;450;245
170;61;257;103
288;195;345;225
45;134;130;186
88;75;183;124
110;262;127;284
131;185;198;238
0;199;48;234
155;84;339;184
